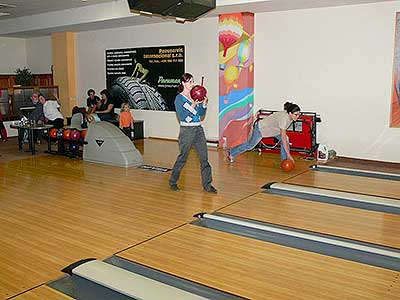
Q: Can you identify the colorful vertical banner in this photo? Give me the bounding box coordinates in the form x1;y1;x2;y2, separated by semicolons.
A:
390;13;400;127
218;12;254;147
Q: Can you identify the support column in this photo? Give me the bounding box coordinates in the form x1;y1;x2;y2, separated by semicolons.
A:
52;32;77;119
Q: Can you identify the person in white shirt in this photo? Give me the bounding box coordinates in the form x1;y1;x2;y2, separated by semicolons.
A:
39;94;64;128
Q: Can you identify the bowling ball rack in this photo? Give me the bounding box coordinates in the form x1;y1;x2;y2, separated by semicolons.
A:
45;128;88;158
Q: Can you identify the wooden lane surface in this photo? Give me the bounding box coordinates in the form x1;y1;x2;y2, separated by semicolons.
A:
219;192;400;249
323;157;400;174
11;286;74;300
0;139;312;299
119;224;399;300
285;170;400;199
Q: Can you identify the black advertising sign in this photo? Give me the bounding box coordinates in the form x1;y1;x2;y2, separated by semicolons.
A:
105;45;185;111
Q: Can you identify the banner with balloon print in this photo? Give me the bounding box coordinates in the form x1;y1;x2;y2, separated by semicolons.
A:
218;12;255;148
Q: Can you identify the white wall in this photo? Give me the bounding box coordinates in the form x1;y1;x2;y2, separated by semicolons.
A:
0;37;27;74
255;2;400;162
73;2;400;162
26;36;52;74
76;18;219;140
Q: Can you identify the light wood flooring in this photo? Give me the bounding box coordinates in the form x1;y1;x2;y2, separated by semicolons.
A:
0;139;399;299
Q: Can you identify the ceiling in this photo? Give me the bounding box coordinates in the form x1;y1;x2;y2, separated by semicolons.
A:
0;0;394;37
0;0;116;19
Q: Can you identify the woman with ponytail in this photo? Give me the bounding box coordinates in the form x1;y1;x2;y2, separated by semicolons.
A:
227;101;301;163
169;73;217;193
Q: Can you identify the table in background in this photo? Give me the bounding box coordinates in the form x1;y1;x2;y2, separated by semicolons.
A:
10;124;53;155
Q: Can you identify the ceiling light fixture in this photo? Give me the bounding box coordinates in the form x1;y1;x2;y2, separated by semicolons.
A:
0;2;15;17
0;3;16;8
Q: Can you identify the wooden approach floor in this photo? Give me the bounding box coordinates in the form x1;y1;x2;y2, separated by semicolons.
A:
0;139;399;299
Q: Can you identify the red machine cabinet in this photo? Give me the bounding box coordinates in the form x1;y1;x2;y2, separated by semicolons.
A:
255;109;321;158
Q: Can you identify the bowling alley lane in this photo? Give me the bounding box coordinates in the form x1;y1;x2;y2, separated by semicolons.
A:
118;224;399;300
285;170;400;200
218;192;400;249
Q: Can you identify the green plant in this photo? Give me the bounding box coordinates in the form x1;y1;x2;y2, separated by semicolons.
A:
15;67;33;86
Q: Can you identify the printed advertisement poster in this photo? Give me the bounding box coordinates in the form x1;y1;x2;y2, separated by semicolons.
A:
105;45;185;111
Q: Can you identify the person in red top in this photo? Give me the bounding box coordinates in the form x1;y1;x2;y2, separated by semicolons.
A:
0;113;7;142
119;102;134;140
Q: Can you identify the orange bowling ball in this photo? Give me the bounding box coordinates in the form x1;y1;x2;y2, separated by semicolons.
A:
63;129;71;140
281;159;294;172
81;130;87;140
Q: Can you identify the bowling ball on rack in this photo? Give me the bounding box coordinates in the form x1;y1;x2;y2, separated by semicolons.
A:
56;128;64;139
190;85;207;102
49;128;58;139
69;143;79;152
81;130;87;141
70;130;81;141
281;159;295;172
63;129;71;140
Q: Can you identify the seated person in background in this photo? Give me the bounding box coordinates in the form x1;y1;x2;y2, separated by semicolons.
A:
86;89;100;114
119;102;134;140
95;89;114;121
30;91;45;125
91;97;103;113
29;91;45;143
39;94;64;128
85;96;103;124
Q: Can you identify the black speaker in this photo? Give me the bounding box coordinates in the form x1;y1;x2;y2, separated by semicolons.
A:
127;0;216;21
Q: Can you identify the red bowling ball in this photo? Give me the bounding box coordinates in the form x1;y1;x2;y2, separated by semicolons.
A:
49;128;58;139
190;85;207;102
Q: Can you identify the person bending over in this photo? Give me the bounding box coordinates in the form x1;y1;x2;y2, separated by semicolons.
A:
227;101;301;163
169;73;217;194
